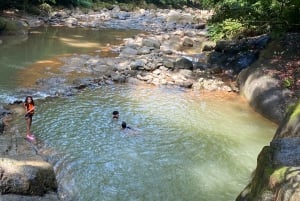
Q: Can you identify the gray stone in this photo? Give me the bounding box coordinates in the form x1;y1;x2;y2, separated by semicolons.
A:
174;57;193;70
130;60;146;70
137;47;152;55
142;38;161;49
193;23;206;29
120;47;138;56
183;37;194;47
163;60;174;69
174;80;193;88
238;68;295;124
0;158;57;195
166;12;194;25
271;137;300;166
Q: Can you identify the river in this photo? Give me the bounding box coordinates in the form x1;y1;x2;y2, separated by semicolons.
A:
0;27;276;201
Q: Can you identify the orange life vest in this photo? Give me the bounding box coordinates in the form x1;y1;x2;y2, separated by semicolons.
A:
25;103;35;114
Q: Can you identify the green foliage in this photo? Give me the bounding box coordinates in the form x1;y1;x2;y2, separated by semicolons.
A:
282;77;293;89
26;5;43;15
208;19;245;40
208;0;300;40
39;3;53;15
290;101;300;120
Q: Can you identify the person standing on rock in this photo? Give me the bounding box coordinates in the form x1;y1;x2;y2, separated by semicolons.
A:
24;96;35;140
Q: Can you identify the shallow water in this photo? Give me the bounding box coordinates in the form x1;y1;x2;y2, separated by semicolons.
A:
0;26;141;104
12;85;276;201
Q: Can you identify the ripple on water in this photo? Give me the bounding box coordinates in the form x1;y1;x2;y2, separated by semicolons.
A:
24;85;276;201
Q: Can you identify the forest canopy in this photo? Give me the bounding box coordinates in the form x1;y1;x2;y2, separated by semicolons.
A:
0;0;299;40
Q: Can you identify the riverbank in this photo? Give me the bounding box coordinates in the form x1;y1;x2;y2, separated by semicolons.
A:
0;5;299;201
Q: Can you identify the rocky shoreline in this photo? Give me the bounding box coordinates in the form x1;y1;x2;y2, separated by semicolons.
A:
1;5;299;201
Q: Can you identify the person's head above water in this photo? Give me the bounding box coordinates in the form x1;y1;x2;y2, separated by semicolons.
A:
112;111;119;120
121;121;127;129
121;121;134;132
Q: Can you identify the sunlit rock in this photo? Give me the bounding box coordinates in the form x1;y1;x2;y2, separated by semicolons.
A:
0;158;57;195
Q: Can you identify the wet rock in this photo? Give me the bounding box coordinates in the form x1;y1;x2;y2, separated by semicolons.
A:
36;77;66;88
73;77;94;87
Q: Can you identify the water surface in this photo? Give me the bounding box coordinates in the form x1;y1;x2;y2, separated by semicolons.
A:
13;85;276;201
0;26;141;104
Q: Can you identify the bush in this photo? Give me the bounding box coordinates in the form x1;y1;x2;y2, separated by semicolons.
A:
39;3;53;15
208;19;245;41
208;0;300;40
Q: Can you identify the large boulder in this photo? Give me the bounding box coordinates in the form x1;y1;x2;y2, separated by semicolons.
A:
238;66;295;124
0;158;57;195
208;35;270;74
237;101;300;201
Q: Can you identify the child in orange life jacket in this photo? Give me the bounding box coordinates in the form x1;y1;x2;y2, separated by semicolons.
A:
24;96;35;140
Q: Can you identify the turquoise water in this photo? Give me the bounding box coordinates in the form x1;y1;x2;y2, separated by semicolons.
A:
16;85;276;201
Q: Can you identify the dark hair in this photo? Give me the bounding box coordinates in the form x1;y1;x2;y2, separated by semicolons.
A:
24;96;34;106
112;111;119;115
121;121;127;129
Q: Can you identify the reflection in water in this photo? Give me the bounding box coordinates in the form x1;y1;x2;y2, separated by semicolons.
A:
58;37;102;48
0;26;142;104
11;85;277;201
